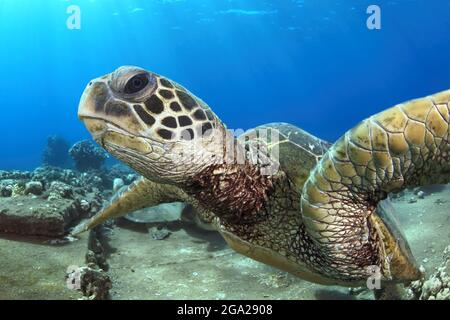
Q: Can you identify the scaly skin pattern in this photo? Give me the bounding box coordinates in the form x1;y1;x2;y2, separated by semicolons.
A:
71;175;218;235
215;170;338;285
71;177;190;234
301;90;450;282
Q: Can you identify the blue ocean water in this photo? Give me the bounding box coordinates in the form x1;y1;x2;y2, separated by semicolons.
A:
1;0;449;170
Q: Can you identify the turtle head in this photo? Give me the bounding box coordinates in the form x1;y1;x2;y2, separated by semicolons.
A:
78;66;227;185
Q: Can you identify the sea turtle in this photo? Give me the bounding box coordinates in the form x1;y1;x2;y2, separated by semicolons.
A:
73;66;450;287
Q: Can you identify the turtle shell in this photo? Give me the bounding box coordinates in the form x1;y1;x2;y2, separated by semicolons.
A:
238;122;332;189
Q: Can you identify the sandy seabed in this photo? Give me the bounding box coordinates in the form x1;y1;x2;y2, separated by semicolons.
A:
0;185;448;300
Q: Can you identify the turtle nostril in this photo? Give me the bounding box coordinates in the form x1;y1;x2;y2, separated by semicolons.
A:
88;81;93;87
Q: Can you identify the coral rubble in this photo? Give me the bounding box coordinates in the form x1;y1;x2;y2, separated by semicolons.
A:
406;246;450;300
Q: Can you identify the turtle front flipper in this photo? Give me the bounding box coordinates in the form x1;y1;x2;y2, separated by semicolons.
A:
301;89;450;284
71;177;184;235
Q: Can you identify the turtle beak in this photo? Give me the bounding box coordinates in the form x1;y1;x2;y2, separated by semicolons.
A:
78;78;118;148
78;77;110;122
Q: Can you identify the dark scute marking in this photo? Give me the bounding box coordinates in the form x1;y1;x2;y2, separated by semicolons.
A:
201;122;213;137
178;115;193;127
159;89;174;99
170;102;182;112
105;101;130;117
157;128;175;140
180;128;195;141
205;110;214;121
144;95;164;114
133;105;155;126
176;90;197;111
192;109;207;120
93;83;109;112
161;116;177;128
160;78;174;88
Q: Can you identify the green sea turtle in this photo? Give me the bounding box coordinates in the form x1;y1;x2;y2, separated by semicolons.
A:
73;66;450;286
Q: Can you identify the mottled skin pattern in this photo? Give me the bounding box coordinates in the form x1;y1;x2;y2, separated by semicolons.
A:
301;90;450;282
74;66;449;287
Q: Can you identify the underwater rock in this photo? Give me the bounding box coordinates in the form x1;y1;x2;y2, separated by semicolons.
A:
79;171;105;191
66;265;112;300
11;182;26;197
18;166;107;208
149;226;171;240
66;228;112;300
406;246;450;300
417;191;425;199
0;196;80;237
0;180;24;198
0;167;109;237
24;181;43;196
408;197;417;203
69;140;109;172
0;185;12;197
31;165;136;192
79;199;90;212
0;170;32;180
47;181;73;200
80;266;112;300
113;178;124;193
42;135;70;167
0;166;136;237
0;180;14;197
374;284;407;300
32;166;77;187
86;229;109;271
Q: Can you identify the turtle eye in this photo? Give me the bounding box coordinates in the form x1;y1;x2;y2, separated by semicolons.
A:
124;73;149;94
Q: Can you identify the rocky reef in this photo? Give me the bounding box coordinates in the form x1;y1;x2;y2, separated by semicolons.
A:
0;161;139;299
0;164;137;237
0;135;142;299
69;140;109;172
406;246;450;300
